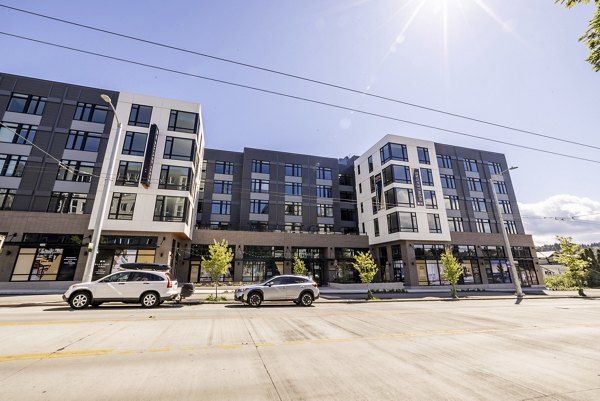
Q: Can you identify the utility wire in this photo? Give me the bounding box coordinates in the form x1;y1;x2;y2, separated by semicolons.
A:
1;4;598;151
1;32;600;166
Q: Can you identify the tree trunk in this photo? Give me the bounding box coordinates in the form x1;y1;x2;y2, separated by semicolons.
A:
215;284;218;300
578;287;586;297
451;284;458;299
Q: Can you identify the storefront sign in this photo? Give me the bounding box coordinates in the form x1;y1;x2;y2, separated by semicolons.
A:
413;168;424;206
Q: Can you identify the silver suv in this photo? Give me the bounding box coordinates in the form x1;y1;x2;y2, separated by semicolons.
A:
234;275;319;307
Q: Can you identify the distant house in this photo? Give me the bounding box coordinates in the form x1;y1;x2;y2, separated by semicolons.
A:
536;251;566;277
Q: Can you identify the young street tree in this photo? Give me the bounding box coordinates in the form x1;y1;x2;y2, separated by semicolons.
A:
201;239;234;299
440;248;464;299
555;236;590;296
352;251;379;300
556;0;600;71
293;256;307;276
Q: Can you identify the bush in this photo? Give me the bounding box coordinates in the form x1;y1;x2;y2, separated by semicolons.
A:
545;273;576;291
205;295;227;302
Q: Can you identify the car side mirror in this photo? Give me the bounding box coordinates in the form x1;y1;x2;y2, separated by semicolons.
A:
267;283;273;287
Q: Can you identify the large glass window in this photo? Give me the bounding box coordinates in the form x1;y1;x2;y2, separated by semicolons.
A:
387;211;418;233
168;110;199;133
384;187;414;208
109;193;136;220
440;174;456;189
476;219;493;233
252;160;270;174
213;180;232;194
428;213;442;233
316;185;332;198
494;181;508;194
57;160;94;183
0;154;27;177
463;159;478;172
214;161;234;175
284;202;302;216
424;190;437;209
66;131;101;152
211;200;231;215
504;220;517;234
251;179;269;193
122;131;147;156
115;161;142;187
437;154;452;169
11;246;79;282
285;163;301;177
467;178;483;192
380;143;408;164
339;173;354;186
471;198;487;212
499;200;513;214
444;195;460;210
7;93;46;115
0;122;37;144
153;196;188;222
48;192;87;214
448;217;464;232
484;259;513;284
317;167;332;180
250;200;269;214
368;156;373;172
420;168;434;186
417;147;430;164
374;218;380;237
74;102;108;124
164;137;195;161
128;104;152;127
159;165;191;191
488;162;502;175
285;182;302;195
317;204;333;217
382;164;411;185
0;188;16;210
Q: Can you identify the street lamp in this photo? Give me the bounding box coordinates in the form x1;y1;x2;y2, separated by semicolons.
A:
81;94;123;282
489;166;524;298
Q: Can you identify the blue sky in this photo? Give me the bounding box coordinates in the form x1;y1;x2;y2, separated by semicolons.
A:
1;0;598;244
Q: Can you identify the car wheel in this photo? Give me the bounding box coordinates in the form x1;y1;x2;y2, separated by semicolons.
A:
141;291;160;308
299;292;314;307
91;302;103;308
69;292;91;309
248;292;262;307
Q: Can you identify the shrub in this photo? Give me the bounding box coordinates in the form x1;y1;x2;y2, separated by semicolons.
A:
544;273;576;291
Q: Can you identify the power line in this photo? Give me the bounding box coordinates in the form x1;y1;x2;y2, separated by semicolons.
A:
1;4;599;151
1;32;600;166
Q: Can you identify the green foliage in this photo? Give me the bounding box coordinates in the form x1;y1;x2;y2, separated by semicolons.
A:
292;256;307;276
583;248;600;287
544;273;576;290
352;251;378;300
556;0;600;71
440;248;464;299
205;294;228;302
554;236;590;296
201;239;234;298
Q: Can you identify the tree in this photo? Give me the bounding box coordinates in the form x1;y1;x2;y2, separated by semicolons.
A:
292;256;307;276
583;247;600;287
556;0;600;71
352;251;378;300
440;248;463;299
554;236;589;296
201;239;234;299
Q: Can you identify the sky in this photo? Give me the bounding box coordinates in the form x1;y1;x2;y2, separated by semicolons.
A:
0;0;598;245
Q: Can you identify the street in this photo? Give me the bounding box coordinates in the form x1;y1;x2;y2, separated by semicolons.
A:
1;298;600;401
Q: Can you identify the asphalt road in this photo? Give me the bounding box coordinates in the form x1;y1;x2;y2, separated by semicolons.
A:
1;298;599;401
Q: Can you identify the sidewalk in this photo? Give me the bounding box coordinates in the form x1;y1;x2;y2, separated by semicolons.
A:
1;287;599;308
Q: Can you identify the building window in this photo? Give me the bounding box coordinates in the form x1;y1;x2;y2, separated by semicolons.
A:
382;164;411;185
444;195;460;210
285;222;302;232
368;156;373;173
463;159;478;172
168;110;199;134
428;213;442;233
317;167;332;180
48;192;87;214
215;161;234;175
420;168;434;186
66;131;102;152
387;211;418;233
494;181;508;194
0;122;37;144
285;163;301;177
0;154;27;177
209;221;230;230
372;196;381;214
153;196;189;222
116;161;142;187
109;193;136;220
251;179;269;193
164;137;195;161
339;173;354;186
213;180;232;194
284;182;302;195
357;165;361;175
340;191;354;201
448;217;464;232
471;198;487;212
0;188;16;210
467;177;483;192
250;200;269;214
384;187;415;208
128;104;152;127
284;202;302;216
499;200;513;214
318;224;334;233
159;165;191;191
341;209;355;221
252;160;270;174
211;200;231;215
374;218;380;237
317;204;334;217
380;143;408;164
504;220;517;234
57;160;94;183
437;154;452;169
488;162;502;175
122;131;147;156
7;93;46;115
74;102;108;124
440;174;455;189
476;218;493;233
417;147;430;164
316;185;332;198
424;190;438;209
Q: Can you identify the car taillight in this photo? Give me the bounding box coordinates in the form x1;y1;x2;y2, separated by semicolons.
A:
166;274;172;288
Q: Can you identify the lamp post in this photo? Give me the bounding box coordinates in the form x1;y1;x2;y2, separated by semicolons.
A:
81;94;123;282
489;166;524;298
